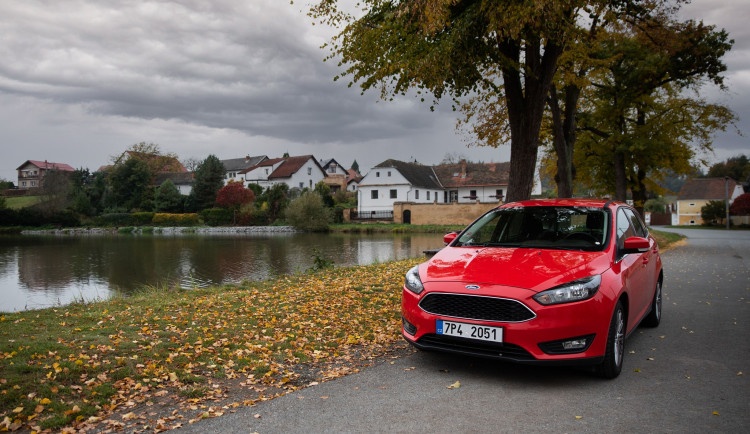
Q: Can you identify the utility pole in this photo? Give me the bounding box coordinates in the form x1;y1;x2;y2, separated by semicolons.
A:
725;176;730;230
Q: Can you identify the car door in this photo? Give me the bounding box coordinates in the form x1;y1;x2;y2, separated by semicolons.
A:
615;208;650;330
624;208;659;316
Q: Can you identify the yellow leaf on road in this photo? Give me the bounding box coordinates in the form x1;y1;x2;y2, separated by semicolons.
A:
446;381;461;389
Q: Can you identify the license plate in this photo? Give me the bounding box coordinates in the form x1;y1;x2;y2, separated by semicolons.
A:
436;320;503;343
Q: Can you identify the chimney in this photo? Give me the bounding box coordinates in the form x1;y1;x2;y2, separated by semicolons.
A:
245;155;250;163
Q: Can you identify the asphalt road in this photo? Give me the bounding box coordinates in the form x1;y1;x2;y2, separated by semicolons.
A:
183;227;749;433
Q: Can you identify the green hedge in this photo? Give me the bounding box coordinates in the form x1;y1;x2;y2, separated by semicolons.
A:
131;212;155;225
152;213;200;226
201;208;233;226
97;213;132;227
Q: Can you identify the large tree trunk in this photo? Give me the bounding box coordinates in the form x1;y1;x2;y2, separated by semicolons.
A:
548;84;580;198
614;149;628;202
499;37;563;202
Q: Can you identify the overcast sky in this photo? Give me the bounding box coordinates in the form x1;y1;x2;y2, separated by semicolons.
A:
1;0;748;182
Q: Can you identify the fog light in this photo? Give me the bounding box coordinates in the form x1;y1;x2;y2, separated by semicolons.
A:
402;317;417;336
562;338;588;350
538;334;595;355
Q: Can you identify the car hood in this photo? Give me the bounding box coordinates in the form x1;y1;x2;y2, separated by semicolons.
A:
423;246;611;292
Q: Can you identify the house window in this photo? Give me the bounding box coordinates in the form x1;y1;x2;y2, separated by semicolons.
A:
265;168;269;175
390;189;397;199
388;171;391;177
415;190;420;200
299;182;304;189
371;190;379;199
31;181;36;187
689;203;695;206
328;165;337;173
427;191;430;200
496;189;504;200
376;172;380;177
21;181;26;187
470;190;477;199
308;167;312;175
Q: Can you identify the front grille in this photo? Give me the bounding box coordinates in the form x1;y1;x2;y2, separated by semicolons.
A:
419;293;535;322
417;334;534;361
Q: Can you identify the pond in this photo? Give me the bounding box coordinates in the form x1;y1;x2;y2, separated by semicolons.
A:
0;232;446;312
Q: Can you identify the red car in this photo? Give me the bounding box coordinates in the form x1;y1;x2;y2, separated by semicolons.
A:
402;199;662;378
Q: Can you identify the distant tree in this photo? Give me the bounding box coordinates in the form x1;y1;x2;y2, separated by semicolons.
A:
285;191;332;232
37;169;72;215
0;195;6;210
190;155;226;211
154;179;183;212
730;193;750;216
111;142;183;181
0;179;15;190
350;160;360;174
109;158;151;210
701;200;727;225
216;181;255;223
258;184;289;223
313;181;335;208
706;155;750;183
182;157;202;173
246;183;263;198
644;197;669;214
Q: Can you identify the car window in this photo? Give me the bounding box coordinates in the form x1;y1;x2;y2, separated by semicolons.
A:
616;208;637;248
624;208;648;238
456;206;608;251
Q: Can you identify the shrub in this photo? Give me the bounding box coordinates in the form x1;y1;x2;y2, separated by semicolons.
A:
201;208;233;226
701;200;727;225
131;212;155;226
152;213;200;226
97;213;132;227
285;191;331;232
730;193;750;216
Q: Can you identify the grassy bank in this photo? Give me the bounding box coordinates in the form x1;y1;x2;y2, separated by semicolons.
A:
4;196;42;210
0;258;421;432
650;228;686;250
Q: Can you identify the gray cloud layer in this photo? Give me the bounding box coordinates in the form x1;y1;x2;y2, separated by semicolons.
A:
0;0;747;181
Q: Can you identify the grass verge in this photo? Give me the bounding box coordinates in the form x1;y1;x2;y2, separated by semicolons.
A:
0;258;422;432
650;228;686;251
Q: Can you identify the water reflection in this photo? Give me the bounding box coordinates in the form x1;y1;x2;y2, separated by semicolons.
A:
0;232;444;312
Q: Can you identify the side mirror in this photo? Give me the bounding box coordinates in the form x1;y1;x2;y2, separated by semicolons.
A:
443;232;458;245
622;236;650;254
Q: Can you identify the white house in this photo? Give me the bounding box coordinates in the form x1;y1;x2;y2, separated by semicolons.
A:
221;155;267;185
357;160;444;213
433;160;510;204
239;155;327;192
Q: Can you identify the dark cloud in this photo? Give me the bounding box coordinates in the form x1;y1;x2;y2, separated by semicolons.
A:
0;0;747;182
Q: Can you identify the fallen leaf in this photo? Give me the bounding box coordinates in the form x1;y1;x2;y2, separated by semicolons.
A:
575;416;583;420
446;381;461;389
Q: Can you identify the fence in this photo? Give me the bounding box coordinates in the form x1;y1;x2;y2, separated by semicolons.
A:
349;210;394;221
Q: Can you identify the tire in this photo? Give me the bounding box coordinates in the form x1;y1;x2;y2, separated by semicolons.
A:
642;279;662;328
596;300;625;379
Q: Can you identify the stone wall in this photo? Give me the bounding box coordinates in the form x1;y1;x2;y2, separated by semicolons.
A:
392;201;500;225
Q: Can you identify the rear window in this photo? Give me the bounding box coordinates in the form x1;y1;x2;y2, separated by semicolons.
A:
455;206;610;251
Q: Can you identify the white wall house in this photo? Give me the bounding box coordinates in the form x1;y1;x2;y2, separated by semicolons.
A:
239;155;327;192
221;155;267;185
357;160;444;213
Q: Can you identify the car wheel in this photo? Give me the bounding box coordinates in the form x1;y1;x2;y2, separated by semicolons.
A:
596;300;625;379
642;279;662;327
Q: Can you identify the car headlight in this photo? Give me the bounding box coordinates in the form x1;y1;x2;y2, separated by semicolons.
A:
404;265;424;294
533;275;601;306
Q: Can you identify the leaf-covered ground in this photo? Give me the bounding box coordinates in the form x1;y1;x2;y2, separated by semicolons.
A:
0;257;422;432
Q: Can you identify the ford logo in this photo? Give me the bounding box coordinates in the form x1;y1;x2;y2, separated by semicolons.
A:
465;285;480;290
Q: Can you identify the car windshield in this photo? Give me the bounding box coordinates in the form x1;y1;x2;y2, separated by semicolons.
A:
455;206;610;251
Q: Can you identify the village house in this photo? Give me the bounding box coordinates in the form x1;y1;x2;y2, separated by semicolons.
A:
221;155;268;185
319;158;349;193
356;159;444;216
433;160;511;204
16;160;75;190
239;155;327;192
676;177;744;225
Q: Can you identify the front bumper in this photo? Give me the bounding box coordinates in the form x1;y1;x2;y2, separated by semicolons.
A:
401;284;612;365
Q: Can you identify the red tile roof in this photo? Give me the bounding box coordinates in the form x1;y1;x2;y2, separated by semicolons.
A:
678;178;738;200
18;160;75;172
